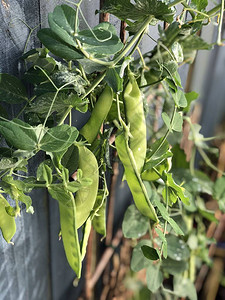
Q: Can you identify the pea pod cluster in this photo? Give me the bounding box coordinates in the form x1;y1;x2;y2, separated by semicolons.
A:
116;72;158;223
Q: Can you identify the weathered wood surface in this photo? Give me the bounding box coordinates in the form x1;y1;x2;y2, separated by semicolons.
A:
0;1;127;300
0;1;51;300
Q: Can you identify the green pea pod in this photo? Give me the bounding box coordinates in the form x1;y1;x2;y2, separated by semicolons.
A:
59;195;82;278
0;195;16;244
80;85;113;144
115;132;158;223
92;194;107;238
75;145;99;228
80;217;92;261
123;71;146;174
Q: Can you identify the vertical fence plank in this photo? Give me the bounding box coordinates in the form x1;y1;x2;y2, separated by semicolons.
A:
0;1;51;300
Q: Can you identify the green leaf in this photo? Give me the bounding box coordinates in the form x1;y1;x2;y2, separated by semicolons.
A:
37;161;53;185
163;173;190;205
105;67;123;93
181;35;212;51
162;258;188;275
0;119;38;151
37;29;83;61
154;197;184;235
171;42;183;62
40;124;79;152
162;112;172;131
213;176;225;200
61;145;79;175
171;144;189;169
172;112;183;132
173;169;213;195
51;71;87;95
0;147;13;158
167;235;190;261
184;91;198;113
122;204;149;238
101;0;174;23
191;0;208;11
213;177;225;213
48;5;77;47
0;158;18;171
23;59;56;85
146;140;170;160
67;178;93;193
131;239;153;272
76;23;123;57
51;5;77;34
48;185;73;206
143;138;172;172
155;227;167;258
173;276;197;300
146;263;163;293
0;176;33;213
0;74;28;104
141;245;159;260
19;193;34;214
171;89;187;108
27;93;88;118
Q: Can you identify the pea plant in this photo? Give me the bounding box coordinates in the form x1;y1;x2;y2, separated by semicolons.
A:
0;0;225;298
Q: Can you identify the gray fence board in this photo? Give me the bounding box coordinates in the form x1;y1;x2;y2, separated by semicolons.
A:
0;1;50;300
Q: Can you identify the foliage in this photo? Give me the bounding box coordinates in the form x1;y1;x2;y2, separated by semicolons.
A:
0;0;224;297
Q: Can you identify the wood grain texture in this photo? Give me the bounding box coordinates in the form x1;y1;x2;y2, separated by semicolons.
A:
0;0;40;74
0;1;50;300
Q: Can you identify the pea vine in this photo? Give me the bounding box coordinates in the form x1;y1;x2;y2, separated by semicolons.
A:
0;0;225;298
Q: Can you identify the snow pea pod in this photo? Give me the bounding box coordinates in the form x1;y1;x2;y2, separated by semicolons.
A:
115;131;158;223
75;145;99;228
0;195;16;244
80;217;92;261
80;85;113;144
123;71;146;174
59;194;81;278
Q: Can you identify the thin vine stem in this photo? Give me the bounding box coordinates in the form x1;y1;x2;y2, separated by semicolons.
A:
58;71;106;125
149;104;177;159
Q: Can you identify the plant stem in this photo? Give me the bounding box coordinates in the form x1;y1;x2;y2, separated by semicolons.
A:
190;146;196;176
150;104;177;158
208;3;223;17
217;0;224;45
168;0;185;8
58;71;106;125
82;15;152;67
113;16;153;66
183;7;210;19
